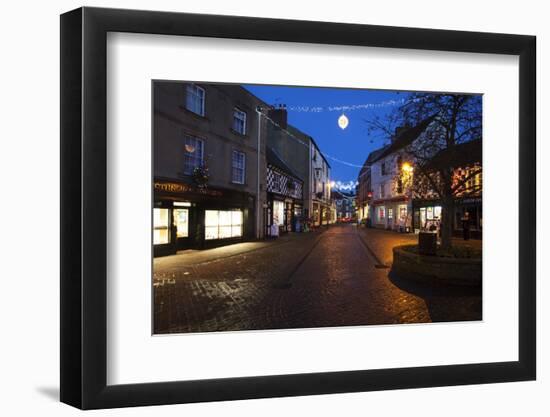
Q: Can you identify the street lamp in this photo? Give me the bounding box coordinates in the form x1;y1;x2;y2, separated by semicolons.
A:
402;162;414;173
255;107;263;239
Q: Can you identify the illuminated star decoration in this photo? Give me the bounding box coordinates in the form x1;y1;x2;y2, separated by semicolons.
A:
338;113;349;130
333;180;359;192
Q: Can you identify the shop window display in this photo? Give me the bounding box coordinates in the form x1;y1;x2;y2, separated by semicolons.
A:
153;208;170;245
205;210;243;240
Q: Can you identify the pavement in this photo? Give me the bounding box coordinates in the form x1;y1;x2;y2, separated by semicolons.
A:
154;229;324;270
355;227;482;266
154;224;482;334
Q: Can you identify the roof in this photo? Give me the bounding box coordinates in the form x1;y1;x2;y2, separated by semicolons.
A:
266;147;304;181
368;114;438;164
424;138;482;171
365;146;390;165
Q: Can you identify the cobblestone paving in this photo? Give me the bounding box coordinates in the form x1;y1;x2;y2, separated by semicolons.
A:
154;225;481;334
356;227;482;266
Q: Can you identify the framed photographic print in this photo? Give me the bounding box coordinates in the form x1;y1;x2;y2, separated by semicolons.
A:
60;7;536;409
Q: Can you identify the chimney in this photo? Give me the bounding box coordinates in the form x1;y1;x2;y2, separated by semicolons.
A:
267;104;288;129
392;124;411;142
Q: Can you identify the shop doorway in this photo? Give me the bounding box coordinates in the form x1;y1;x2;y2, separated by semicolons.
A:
173;204;192;250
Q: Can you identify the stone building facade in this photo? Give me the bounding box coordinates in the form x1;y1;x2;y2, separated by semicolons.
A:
153;81;267;256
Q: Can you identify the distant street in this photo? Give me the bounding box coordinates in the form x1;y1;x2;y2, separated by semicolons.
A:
154;224;481;334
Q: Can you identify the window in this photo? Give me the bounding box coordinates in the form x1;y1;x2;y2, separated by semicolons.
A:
273;200;285;226
397;178;403;194
205;210;243;240
153;208;170;245
381;161;387;176
232;150;246;184
233;108;247;134
183;134;204;175
388;208;393;219
378;206;386;220
272;172;282;193
399;205;407;221
427;206;434;220
420;207;427;228
185;84;205;116
379;183;385;198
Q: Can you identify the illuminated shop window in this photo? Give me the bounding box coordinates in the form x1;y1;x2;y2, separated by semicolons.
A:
399;205;407;220
420;208;427;228
219;211;232;239
273;200;285;226
378;206;385;220
204;211;219;240
427;206;434;220
153;208;170;245
204;210;243;240
388;208;393;219
231;211;243;237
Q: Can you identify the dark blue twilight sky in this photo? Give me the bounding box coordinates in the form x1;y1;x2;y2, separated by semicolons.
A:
244;84;403;192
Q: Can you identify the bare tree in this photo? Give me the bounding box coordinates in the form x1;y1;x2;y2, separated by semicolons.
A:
367;92;482;250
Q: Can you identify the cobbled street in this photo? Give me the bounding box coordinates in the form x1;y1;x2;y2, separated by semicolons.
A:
154;224;482;334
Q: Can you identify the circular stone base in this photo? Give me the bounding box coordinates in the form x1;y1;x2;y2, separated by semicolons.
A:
392;245;481;286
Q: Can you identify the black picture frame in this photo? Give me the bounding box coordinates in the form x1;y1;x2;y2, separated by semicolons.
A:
60;6;536;410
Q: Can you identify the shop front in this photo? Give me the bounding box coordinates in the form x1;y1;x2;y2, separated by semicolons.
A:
153;178;255;257
312;202;320;227
412;197;482;238
371;196;411;231
268;197;303;234
266;161;304;235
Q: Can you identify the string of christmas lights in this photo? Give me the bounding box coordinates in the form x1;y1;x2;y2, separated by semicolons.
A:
259;111;365;189
321;153;365;168
285;97;411;113
331;180;359;192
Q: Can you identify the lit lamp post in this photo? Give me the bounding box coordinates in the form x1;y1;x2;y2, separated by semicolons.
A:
402;161;414;174
255;107;263;239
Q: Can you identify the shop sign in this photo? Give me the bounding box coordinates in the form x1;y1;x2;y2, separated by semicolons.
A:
461;197;482;204
154;181;223;197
